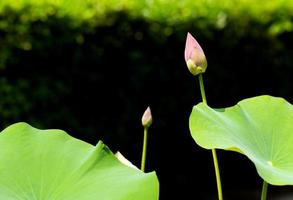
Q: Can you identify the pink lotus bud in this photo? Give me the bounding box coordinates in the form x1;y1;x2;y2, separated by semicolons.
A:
184;32;207;76
141;107;152;128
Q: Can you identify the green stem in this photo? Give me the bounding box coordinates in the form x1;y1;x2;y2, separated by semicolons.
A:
212;149;223;200
261;180;268;200
198;73;207;104
141;127;148;172
198;73;223;200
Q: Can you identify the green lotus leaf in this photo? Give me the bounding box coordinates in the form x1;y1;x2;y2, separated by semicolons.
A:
0;122;159;199
189;95;293;185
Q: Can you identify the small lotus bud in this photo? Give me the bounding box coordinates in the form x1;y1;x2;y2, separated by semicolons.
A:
141;107;152;128
184;32;207;76
115;151;139;170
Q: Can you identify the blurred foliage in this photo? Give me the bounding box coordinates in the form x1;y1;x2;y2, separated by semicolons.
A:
0;0;293;34
0;0;292;199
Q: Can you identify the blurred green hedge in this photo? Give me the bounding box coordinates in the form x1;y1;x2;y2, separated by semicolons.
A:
0;1;293;199
0;0;292;133
0;0;292;141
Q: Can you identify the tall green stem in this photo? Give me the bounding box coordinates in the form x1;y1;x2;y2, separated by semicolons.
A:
198;74;207;104
261;180;268;200
141;127;148;172
212;149;223;200
198;73;223;200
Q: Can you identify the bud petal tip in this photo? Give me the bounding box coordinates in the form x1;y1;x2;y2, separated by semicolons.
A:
141;106;152;128
115;151;139;170
184;32;207;76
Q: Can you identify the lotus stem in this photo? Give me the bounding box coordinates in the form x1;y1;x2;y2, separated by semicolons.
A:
212;149;223;200
261;180;268;200
198;73;223;200
141;127;148;172
198;73;207;104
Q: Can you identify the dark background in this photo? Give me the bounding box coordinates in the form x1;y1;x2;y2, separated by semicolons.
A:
0;3;292;199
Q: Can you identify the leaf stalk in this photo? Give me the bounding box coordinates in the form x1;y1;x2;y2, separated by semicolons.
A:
261;180;268;200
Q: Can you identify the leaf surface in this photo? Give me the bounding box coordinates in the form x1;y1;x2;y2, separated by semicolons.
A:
190;95;293;185
0;123;159;199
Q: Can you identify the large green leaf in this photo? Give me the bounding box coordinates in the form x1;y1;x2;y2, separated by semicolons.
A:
0;122;159;199
189;95;293;185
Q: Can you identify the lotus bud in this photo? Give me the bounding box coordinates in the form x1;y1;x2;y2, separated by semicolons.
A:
141;107;152;128
184;32;207;76
115;151;139;170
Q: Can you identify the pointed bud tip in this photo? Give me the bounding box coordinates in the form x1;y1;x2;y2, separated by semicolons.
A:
141;106;152;127
184;32;207;76
115;151;139;170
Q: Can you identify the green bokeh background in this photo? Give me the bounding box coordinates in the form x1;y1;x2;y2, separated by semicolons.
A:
0;0;292;199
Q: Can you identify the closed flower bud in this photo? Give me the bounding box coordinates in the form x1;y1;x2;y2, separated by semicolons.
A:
115;151;139;170
184;32;207;76
141;107;152;128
